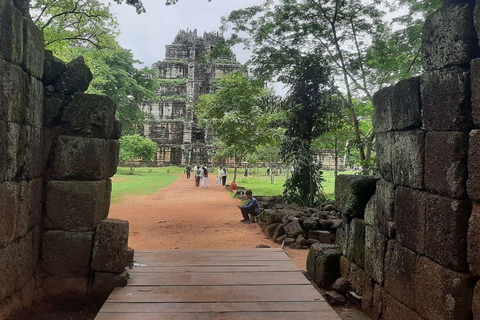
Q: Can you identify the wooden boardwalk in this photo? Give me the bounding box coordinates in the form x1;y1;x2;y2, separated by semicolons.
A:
95;248;340;320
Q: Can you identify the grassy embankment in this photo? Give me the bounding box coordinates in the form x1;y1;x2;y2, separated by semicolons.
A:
111;166;355;203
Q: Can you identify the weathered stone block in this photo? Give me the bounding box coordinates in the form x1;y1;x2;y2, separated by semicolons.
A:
16;233;33;291
43;94;69;127
361;277;375;317
42;277;88;301
313;245;341;288
126;247;134;263
0;121;6;182
61;93;116;139
392;130;425;189
366;180;396;238
372;284;384;320
384;241;417;309
468;130;480;200
468;202;480;275
264;212;283;225
26;75;44;128
421;67;472;131
0;181;19;247
423;4;478;70
0;0;23;64
339;256;351;279
54;56;93;94
336;219;349;256
394;187;427;254
20;178;43;230
42;231;94;276
43;50;66;85
284;220;304;238
346;218;365;268
272;224;285;241
470;58;480;126
391;77;422;131
0;243;16;301
364;225;387;285
22;17;44;79
6;124;43;180
93;271;128;293
51;136;119;180
335;175;379;218
303;218;318;231
0;60;28;123
425;193;470;271
347;262;370;296
425;132;468;199
111;119;122;139
375;132;394;182
415;256;474;320
264;223;279;239
383;293;424;320
373;86;393;133
46;180;110;231
473;282;480;320
92;219;129;273
306;243;338;278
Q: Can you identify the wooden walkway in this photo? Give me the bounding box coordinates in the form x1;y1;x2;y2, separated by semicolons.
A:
95;248;340;320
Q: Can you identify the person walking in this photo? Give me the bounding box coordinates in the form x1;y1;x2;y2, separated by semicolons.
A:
221;167;227;187
202;166;209;188
194;165;202;187
185;165;191;180
216;167;222;186
244;167;248;178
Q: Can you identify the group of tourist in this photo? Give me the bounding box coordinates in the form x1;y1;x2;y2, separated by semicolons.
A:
185;165;228;188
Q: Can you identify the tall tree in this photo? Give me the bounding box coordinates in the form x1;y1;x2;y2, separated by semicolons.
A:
197;72;280;182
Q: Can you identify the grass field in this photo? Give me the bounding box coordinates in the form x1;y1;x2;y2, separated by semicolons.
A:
111;166;356;203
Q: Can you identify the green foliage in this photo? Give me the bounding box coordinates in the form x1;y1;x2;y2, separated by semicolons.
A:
119;134;157;173
159;94;187;101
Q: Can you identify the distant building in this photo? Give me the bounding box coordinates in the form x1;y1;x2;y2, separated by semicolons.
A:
313;149;346;171
139;29;241;166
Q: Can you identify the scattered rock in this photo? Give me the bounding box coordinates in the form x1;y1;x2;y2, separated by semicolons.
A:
283;238;296;246
284;220;304;238
325;291;347;306
255;244;270;248
332;277;351;294
296;234;309;246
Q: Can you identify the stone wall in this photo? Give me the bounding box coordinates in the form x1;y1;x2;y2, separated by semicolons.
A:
316;1;480;319
0;2;130;318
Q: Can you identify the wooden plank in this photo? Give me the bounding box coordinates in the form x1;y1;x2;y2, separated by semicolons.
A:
96;311;340;320
99;301;332;313
135;249;283;254
134;254;290;262
129;260;296;267
128;265;298;273
107;285;324;303
127;271;310;286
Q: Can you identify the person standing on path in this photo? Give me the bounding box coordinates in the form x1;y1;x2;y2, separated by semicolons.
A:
222;167;228;187
216;167;222;186
194;165;202;187
238;190;260;223
202;166;209;188
185;165;191;180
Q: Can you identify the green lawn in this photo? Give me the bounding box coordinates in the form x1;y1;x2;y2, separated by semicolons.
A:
111;166;184;203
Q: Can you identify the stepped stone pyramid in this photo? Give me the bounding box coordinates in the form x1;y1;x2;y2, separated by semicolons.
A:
140;29;241;165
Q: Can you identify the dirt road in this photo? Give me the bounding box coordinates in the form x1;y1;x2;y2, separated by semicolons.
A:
108;175;308;270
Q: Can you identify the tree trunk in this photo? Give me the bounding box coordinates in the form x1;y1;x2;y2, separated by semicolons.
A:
233;149;238;183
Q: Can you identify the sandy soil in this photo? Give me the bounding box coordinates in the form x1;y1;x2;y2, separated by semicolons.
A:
108;175;309;270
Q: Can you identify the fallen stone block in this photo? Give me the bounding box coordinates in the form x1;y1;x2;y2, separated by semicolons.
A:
302;218;318;231
46;180;111;231
306;243;341;289
54;56;93;94
422;4;478;70
43;50;66;85
264;212;283;225
42;231;94;276
296;234;309;246
325;291;346;306
284;220;304;238
272;223;285;241
335;175;379;218
264;223;279;239
331;277;351;294
91;219;129;274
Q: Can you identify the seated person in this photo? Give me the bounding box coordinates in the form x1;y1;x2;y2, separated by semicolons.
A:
237;189;259;224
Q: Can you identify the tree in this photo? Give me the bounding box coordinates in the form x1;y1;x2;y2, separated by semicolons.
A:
280;54;339;206
119;134;157;174
197;72;280;183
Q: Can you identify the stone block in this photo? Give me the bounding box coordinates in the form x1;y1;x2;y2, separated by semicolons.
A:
470;58;480;126
467;130;480;200
423;4;478;70
346;218;365;268
26;75;44;129
364;225;387;285
391;77;422;130
46;180;110;231
468;202;480;275
0;243;16;301
415;256;474;320
20;179;43;230
391;130;425;189
264;223;279;239
303;218;318;231
336;219;349;256
16;233;33;291
361;277;375;317
314;247;341;289
43;94;69;127
383;293;424;320
21;126;43;179
43;50;66;85
284;220;304;238
111;119;122;139
373;86;393;133
384;241;417;309
126;247;134;263
347;262;370;296
425;132;468;199
22;17;44;79
93;271;128;293
0;121;6;182
335;175;379;218
425;193;470;271
366;180;396;238
272;223;285;241
339;256;351;279
472;282;480;320
51;136;119;180
42;277;88;301
375;132;394;182
42;230;94;276
61;93;117;139
0;60;28;123
372;284;384;320
54;56;93;94
92;219;129;273
264;212;283;225
394;187;427;254
0;181;19;247
306;243;339;279
0;0;23;64
421;67;472;131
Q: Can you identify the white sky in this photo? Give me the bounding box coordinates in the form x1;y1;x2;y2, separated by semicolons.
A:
103;0;263;67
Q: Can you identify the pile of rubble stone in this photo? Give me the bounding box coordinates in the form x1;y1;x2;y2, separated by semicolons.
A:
255;196;343;249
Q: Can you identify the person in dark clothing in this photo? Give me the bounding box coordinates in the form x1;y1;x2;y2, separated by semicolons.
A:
237;190;260;224
185;165;191;179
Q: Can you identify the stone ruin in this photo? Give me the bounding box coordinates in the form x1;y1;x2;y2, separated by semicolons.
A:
0;1;131;318
307;1;480;319
139;29;241;166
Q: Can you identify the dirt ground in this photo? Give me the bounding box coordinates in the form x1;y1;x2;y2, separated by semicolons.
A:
109;175;309;270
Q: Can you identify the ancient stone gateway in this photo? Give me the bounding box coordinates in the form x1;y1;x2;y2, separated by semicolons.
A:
140;29;241;166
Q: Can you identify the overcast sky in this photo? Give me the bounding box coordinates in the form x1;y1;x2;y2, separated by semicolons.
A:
104;0;263;68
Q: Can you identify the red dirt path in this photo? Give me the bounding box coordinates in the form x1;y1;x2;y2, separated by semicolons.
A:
108;174;308;270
